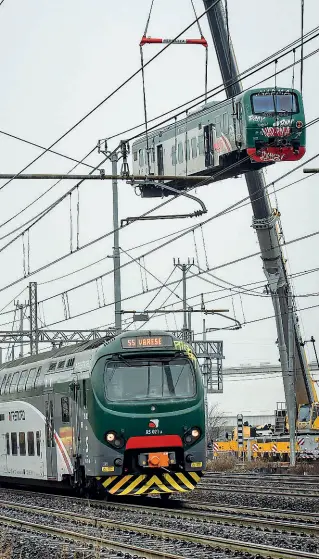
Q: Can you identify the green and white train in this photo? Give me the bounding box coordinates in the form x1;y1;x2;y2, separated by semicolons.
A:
132;87;306;196
0;331;206;497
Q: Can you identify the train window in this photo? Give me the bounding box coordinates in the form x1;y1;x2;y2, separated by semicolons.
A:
133;151;138;161
34;367;43;388
251;93;298;114
171;145;177;165
177;142;183;163
0;374;7;395
138;149;144;166
215;118;221;137
57;361;65;369
4;373;12;395
198;135;204;155
48;362;57;371
223;113;229;133
0;414;4;421
19;432;26;456
66;357;75;368
36;431;41;456
26;368;37;390
191;137;197;159
11;432;17;455
61;397;70;423
104;357;196;401
27;432;35;456
184;140;190;161
82;379;87;408
10;371;20;393
5;433;10;455
17;370;28;392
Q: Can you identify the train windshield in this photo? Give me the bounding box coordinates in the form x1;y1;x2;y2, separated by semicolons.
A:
252;93;298;114
104;357;196;401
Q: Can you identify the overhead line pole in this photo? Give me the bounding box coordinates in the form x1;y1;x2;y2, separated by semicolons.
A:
202;0;308;464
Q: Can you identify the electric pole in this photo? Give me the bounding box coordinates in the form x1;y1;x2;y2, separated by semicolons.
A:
173;258;194;331
17;301;24;358
29;282;38;355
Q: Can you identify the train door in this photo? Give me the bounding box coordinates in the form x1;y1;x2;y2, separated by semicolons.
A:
204;124;218;168
44;389;57;479
157;145;164;175
235;102;243;145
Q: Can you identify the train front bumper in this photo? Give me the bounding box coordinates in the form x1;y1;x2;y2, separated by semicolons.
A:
96;470;203;496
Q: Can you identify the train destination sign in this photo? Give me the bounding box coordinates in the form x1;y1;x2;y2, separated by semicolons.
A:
121;335;173;349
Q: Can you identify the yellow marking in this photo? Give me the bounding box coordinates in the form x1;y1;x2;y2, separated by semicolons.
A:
118;475;146;496
102;466;114;472
163;473;187;492
189;471;201;482
96;476;101;481
191;462;202;468
149;489;161;494
108;475;133;494
102;475;118;488
134;475;158;495
176;472;195;490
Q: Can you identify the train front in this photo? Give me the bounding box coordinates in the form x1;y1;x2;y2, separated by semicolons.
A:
89;331;205;497
245;88;306;163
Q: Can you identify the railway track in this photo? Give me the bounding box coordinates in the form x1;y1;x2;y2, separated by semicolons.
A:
198;481;319;498
0;499;318;559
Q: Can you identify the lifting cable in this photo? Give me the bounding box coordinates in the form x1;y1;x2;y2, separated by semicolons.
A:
139;0;209;175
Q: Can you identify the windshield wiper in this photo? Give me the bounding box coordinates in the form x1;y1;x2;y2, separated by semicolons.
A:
117;354;132;367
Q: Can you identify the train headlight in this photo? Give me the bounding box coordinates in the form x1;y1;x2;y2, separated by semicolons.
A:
105;430;125;449
184;427;201;446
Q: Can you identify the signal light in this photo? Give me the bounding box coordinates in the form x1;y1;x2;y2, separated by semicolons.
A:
106;432;115;442
191;428;200;439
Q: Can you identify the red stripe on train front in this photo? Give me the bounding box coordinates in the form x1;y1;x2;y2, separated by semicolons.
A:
126;435;183;450
247;146;306;163
54;432;73;474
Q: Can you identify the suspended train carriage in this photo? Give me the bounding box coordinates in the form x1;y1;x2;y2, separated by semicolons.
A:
131;87;306;197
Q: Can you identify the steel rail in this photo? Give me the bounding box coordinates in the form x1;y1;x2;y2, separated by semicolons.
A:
0;501;318;558
0;514;180;559
197;482;319;498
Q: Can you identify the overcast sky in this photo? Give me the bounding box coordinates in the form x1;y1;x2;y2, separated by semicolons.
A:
0;0;318;415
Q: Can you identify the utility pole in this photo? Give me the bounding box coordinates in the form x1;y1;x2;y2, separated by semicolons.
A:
97;140;131;333
111;151;122;333
173;258;194;332
29;282;38;355
17;301;24;358
203;0;307;466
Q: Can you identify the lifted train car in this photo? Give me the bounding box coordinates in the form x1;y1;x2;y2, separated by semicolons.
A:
132;87;306;197
0;331;205;497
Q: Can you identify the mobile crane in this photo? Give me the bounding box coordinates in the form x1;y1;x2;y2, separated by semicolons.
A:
203;0;319;460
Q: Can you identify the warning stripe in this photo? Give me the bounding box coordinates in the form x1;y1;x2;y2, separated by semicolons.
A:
97;471;203;496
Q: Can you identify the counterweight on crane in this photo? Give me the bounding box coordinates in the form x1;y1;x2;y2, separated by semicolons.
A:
203;0;319;461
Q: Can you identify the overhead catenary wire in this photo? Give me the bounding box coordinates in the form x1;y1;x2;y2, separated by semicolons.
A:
1;28;318;254
4;136;318;305
104;24;319;144
0;146;97;239
0;0;221;199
